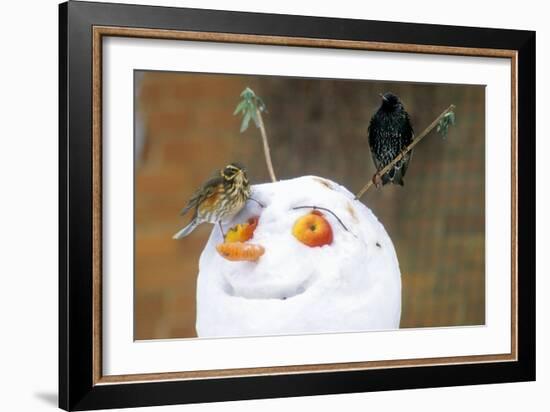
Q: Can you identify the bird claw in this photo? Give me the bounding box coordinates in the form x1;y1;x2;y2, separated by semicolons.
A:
372;173;382;188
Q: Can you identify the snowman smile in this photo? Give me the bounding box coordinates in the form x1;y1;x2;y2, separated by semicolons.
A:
222;271;313;300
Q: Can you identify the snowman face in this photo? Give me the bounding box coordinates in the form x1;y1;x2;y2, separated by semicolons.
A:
195;176;402;337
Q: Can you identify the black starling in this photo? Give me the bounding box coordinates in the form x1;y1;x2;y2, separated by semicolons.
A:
368;92;414;186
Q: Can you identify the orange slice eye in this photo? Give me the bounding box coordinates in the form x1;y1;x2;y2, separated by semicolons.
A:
224;216;259;243
292;212;333;247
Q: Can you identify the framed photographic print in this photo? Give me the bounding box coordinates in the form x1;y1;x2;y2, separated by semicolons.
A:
59;1;535;410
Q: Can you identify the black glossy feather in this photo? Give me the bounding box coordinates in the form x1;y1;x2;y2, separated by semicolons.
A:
368;92;414;186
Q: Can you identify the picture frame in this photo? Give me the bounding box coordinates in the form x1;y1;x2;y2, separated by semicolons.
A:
59;1;535;410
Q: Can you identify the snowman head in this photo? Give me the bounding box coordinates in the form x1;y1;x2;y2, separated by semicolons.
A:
195;176;401;337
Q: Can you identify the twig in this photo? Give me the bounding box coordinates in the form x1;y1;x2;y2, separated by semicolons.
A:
355;104;456;200
292;205;350;233
256;108;277;182
247;197;265;208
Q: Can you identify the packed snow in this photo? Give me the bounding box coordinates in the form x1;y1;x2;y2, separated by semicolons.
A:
195;175;401;337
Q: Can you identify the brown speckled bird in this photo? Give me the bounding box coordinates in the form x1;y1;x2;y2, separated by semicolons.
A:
173;163;251;239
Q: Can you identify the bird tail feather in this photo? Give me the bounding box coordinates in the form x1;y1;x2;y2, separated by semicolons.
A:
388;151;411;186
395;171;405;186
179;203;193;216
173;219;199;239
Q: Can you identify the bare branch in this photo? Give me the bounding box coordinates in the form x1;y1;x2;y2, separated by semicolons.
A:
256;108;277;182
291;205;350;233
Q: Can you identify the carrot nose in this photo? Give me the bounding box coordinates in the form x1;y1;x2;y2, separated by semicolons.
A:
216;242;265;262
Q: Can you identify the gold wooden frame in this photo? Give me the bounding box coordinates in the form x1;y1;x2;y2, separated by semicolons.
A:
92;26;518;386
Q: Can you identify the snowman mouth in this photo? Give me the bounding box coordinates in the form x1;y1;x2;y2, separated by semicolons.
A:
222;276;312;301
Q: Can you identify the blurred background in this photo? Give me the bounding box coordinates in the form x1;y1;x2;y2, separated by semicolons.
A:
134;70;485;340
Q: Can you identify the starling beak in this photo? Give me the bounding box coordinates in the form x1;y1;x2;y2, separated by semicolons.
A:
368;92;414;186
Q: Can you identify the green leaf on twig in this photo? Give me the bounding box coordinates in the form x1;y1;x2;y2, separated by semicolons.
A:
437;110;456;138
234;87;267;132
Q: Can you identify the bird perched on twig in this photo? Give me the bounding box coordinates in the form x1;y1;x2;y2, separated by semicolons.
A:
368;92;414;186
173;163;252;239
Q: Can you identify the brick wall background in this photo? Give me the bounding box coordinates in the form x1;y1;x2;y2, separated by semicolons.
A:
134;70;485;340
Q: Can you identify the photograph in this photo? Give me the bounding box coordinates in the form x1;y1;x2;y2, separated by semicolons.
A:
133;71;484;340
